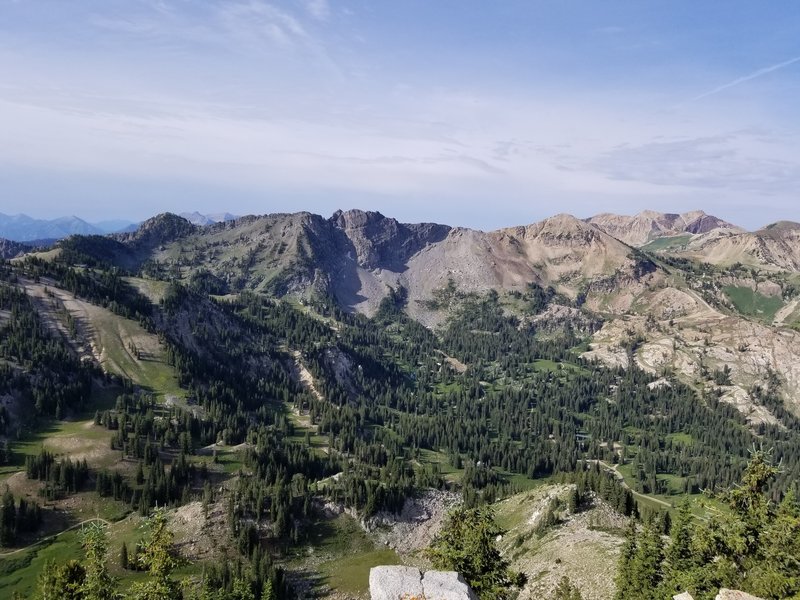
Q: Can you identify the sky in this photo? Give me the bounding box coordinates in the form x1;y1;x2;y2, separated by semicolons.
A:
1;1;799;230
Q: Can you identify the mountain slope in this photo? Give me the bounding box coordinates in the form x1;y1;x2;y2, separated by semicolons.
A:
675;220;800;271
586;209;742;247
0;238;30;259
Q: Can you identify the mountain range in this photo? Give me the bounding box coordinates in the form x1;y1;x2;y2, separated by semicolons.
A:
6;206;800;422
0;213;136;242
0;211;238;242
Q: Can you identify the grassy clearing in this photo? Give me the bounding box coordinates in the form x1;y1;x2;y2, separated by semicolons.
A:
283;402;330;456
0;515;204;598
193;445;247;474
641;234;692;252
86;306;184;400
666;432;694;446
124;277;170;304
724;286;784;322
0;530;83;598
417;449;461;477
321;549;400;597
0;421;115;479
307;514;402;597
0;381;122;480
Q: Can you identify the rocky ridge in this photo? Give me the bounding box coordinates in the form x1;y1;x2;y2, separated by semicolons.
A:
586;209;741;247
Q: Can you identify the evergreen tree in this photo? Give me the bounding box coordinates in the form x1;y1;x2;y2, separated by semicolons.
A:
426;506;525;600
79;523;120;600
119;543;129;571
614;520;637;600
35;559;85;600
662;498;694;595
627;521;664;600
130;509;181;600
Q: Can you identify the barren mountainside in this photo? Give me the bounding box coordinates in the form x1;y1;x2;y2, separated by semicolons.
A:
586;209;742;247
673;220;800;271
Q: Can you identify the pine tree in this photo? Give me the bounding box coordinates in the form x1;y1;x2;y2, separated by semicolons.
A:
79;523;120;600
663;498;694;595
119;543;129;570
230;577;256;600
35;559;86;600
426;506;525;600
626;521;664;600
261;578;275;600
614;520;637;600
130;509;181;600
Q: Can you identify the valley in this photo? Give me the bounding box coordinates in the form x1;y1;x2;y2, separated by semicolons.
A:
0;209;798;599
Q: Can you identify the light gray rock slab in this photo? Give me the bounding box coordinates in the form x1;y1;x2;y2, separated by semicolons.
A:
716;590;764;600
369;566;423;600
674;593;694;600
422;570;477;600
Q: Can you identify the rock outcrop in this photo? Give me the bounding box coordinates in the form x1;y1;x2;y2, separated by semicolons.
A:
673;590;765;600
369;566;477;600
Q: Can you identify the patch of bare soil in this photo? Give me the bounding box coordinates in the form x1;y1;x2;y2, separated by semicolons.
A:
171;499;232;563
436;351;468;374
290;350;325;401
364;490;460;557
498;486;625;600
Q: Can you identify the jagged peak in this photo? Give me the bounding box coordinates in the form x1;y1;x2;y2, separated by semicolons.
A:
330;208;394;230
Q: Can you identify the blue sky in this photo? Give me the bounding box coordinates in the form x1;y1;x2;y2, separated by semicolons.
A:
1;1;799;229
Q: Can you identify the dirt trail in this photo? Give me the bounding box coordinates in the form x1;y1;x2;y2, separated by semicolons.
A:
290;350;324;401
0;518;111;558
594;460;673;510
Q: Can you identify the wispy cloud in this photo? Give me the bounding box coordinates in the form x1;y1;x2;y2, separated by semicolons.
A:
301;0;330;21
690;54;800;102
586;133;800;194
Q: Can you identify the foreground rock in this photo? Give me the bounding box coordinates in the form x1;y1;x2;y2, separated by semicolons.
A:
369;566;477;600
673;590;764;600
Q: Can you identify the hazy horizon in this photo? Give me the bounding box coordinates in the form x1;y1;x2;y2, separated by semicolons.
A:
2;1;799;230
0;205;789;235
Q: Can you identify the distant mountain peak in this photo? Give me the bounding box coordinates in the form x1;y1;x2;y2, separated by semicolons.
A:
114;213;195;249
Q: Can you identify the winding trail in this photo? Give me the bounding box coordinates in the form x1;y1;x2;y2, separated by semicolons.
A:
593;460;673;509
0;518;111;558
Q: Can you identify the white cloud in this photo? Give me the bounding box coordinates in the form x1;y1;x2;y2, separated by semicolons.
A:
301;0;330;21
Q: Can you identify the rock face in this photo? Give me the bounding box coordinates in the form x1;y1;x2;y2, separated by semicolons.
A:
370;566;424;600
586;209;741;247
676;220;800;271
369;566;477;600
